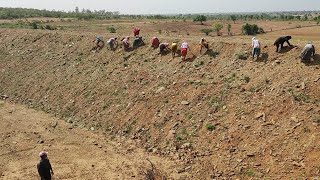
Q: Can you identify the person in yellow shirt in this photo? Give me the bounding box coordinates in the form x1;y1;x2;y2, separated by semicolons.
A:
171;42;178;59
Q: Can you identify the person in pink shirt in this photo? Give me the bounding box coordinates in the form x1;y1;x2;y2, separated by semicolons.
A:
122;36;130;51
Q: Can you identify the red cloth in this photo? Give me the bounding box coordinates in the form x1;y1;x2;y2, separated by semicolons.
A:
181;48;188;57
151;37;160;47
133;28;140;36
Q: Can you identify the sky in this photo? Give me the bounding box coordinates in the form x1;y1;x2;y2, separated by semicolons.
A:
0;0;320;14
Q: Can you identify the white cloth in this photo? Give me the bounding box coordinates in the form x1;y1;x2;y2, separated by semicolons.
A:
181;42;189;49
252;39;260;48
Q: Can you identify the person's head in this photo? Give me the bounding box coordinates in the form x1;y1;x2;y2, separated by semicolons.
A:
286;36;292;40
201;38;205;42
252;37;256;41
39;151;48;159
114;37;117;40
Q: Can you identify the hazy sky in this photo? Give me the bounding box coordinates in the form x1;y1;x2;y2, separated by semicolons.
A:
0;0;319;14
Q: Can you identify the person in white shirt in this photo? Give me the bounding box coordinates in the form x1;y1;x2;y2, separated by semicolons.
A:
252;37;261;60
181;41;190;61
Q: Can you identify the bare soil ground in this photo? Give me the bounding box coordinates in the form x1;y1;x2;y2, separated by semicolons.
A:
1;19;320;179
0;101;182;179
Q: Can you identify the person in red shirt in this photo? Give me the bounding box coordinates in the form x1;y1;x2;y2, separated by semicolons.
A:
133;28;140;37
151;37;160;48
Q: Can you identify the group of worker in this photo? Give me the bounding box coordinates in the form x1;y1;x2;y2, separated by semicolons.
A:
93;27;210;60
93;27;316;63
252;36;316;63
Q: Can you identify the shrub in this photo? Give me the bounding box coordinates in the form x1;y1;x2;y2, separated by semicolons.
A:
107;26;116;33
206;124;216;131
30;21;38;29
242;23;264;35
201;28;213;35
214;23;224;36
45;25;57;30
227;24;232;35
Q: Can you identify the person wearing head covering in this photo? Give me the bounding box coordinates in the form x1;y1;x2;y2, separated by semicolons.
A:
37;151;54;180
171;41;178;59
252;37;261;60
92;37;104;52
180;41;190;61
133;27;140;37
133;36;144;49
107;37;118;50
122;36;130;51
200;38;209;54
151;37;160;48
300;42;315;63
159;42;169;55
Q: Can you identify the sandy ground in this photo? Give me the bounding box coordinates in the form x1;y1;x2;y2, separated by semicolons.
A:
0;100;182;180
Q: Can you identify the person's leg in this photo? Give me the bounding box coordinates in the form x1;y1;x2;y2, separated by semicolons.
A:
252;48;255;59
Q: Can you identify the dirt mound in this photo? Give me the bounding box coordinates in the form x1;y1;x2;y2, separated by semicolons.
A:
1;29;320;179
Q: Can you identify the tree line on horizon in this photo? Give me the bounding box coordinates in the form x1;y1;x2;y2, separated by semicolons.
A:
0;7;319;23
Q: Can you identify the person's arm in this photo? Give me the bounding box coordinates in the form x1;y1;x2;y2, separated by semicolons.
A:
48;161;54;175
37;163;42;176
286;39;292;46
312;45;315;56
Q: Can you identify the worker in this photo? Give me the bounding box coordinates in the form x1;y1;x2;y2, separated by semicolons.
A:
159;42;169;55
122;36;130;51
199;38;209;54
171;41;178;59
181;41;190;61
107;37;118;51
300;42;315;63
37;151;54;180
92;37;104;52
133;27;140;37
151;37;160;48
133;36;145;49
252;37;261;60
274;36;293;52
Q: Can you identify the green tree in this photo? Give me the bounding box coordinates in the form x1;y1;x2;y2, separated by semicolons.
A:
214;23;224;36
193;15;207;25
201;28;213;36
230;15;237;24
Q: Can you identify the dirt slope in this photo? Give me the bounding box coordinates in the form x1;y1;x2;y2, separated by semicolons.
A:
0;100;182;179
1;28;320;179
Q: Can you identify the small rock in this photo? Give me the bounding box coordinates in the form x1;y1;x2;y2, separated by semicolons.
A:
301;82;306;90
275;60;281;64
181;101;190;105
1;95;9;99
185;166;192;171
66;118;73;124
156;87;165;94
181;143;191;149
51;121;58;128
38;140;44;144
90;127;95;131
255;112;265;119
177;168;186;173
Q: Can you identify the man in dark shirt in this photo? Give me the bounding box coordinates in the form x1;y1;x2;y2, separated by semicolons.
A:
37;151;54;180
